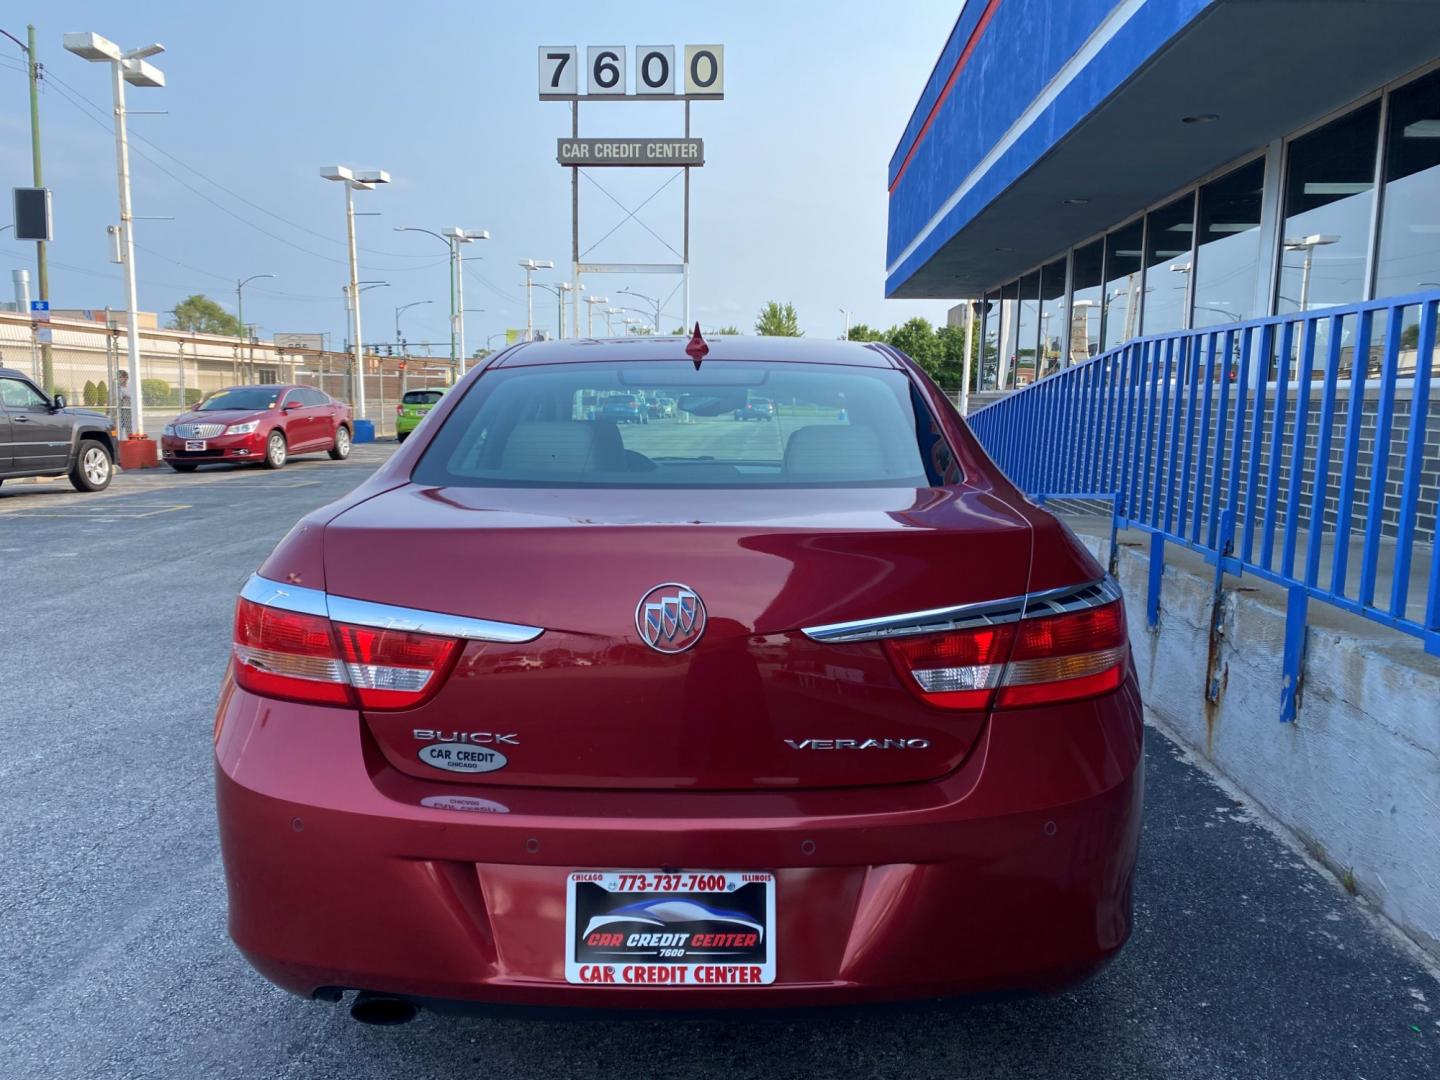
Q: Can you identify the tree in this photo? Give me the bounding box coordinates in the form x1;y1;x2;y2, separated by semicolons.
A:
672;324;742;335
170;293;242;337
845;323;887;343
887;317;941;377
83;380;98;406
754;301;802;337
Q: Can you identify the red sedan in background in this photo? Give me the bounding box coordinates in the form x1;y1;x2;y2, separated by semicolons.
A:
162;384;352;471
214;334;1142;1025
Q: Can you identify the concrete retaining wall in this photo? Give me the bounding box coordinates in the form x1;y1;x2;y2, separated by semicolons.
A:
1072;523;1440;959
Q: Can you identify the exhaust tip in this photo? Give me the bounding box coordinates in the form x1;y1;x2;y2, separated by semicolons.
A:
350;992;420;1026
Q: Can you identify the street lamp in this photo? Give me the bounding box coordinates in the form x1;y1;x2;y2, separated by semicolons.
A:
1283;234;1339;311
533;282;579;340
394;299;433;354
235;273;274;343
518;259;554;340
395;226;489;376
584;295;610;337
839;307;851;340
63;31;165;438
619;286;663;332
321;164;390;419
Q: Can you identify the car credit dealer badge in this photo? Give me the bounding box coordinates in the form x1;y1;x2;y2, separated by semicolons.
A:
636;583;707;654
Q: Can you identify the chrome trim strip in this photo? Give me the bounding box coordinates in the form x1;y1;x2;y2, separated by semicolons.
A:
326;594;543;643
240;574;544;643
240;574;330;618
801;576;1120;644
802;595;1027;643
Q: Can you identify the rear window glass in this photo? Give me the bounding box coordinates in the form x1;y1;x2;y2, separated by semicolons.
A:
412;359;961;489
403;390;444;405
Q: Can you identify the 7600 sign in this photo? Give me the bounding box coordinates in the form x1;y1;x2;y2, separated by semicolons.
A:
539;45;724;99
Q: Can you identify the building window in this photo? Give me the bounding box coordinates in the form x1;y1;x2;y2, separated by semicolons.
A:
1014;270;1041;386
1103;219;1145;350
1375;67;1440;301
982;289;1001;390
1192;157;1265;328
1277;101;1381;312
1070;239;1104;362
1142;192;1196;334
1038;257;1066;376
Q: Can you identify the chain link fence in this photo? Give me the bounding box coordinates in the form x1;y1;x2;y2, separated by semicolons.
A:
0;311;454;440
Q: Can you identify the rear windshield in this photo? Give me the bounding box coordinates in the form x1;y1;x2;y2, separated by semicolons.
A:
412;359;961;489
402;390;444;405
196;388;281;411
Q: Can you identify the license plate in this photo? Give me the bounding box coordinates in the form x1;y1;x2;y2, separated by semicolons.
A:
565;870;775;987
185;440;206;451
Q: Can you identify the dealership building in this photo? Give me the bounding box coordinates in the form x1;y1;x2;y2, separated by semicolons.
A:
887;0;1440;391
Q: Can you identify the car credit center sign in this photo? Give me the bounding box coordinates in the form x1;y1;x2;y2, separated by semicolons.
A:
557;138;703;166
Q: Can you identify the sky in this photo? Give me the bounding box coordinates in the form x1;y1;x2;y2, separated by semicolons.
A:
1;1;961;350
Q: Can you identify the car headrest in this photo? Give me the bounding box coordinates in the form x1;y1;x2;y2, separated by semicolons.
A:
784;424;886;478
501;421;619;474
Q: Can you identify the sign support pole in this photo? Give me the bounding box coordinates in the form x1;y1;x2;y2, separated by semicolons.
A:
683;100;691;330
572;100;581;339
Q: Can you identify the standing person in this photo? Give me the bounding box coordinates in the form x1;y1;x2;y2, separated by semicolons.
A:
117;369;133;438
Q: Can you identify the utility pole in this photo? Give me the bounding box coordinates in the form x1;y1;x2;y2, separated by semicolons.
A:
5;25;54;389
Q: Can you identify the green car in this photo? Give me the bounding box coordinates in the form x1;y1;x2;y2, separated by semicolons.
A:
395;387;446;442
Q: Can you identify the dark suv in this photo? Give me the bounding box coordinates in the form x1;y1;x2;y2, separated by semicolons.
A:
0;367;116;492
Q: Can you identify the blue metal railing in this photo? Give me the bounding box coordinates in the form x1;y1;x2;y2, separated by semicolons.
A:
968;291;1440;718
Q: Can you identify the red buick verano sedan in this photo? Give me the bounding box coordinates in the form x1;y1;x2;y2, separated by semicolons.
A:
162;384;352;471
214;334;1142;1024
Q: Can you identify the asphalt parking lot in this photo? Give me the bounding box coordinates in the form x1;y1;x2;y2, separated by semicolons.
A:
1;443;1436;1080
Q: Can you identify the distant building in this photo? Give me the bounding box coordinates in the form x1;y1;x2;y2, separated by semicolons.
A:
887;0;1440;391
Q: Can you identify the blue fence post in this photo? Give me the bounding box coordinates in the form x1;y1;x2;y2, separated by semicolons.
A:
1261;320;1295;572
1359;306;1405;608
1305;314;1345;587
1389;297;1436;619
1281;316;1319;579
1148;532;1165;629
1242;323;1275;565
1329;308;1372;598
1279;585;1309;723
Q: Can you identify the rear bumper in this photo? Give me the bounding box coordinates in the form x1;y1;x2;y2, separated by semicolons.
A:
215;677;1143;1009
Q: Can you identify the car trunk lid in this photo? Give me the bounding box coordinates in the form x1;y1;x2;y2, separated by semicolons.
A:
323;483;1032;790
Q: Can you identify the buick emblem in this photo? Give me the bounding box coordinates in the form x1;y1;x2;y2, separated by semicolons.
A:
635;583;707;654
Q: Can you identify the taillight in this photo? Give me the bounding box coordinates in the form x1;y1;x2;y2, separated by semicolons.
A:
883;598;1128;711
996;600;1128;708
882;623;1015;710
233;598;350;705
232;597;460;710
334;622;461;709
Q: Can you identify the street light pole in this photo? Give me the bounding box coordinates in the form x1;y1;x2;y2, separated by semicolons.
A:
322;166;390;419
64;33;167;439
394;299;433;353
236;273;275;379
838;307;851;340
1284;234;1339;312
620;287;663;332
518;259;554;340
584;295;609;337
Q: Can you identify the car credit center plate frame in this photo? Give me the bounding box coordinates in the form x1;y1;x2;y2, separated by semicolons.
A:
565;870;776;987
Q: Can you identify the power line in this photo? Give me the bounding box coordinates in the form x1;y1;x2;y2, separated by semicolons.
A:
40;74;441;272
